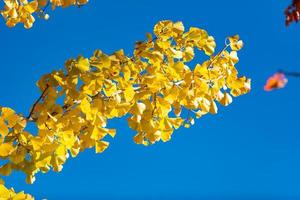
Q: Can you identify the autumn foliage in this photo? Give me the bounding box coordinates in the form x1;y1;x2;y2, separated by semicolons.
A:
0;179;33;200
264;72;288;91
0;0;88;28
0;20;250;198
264;70;300;91
285;0;300;26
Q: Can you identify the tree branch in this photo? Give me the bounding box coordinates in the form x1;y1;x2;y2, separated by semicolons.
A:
26;85;49;120
278;69;300;77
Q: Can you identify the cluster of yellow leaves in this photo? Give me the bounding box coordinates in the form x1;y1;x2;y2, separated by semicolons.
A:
0;0;89;28
0;20;250;199
0;179;33;199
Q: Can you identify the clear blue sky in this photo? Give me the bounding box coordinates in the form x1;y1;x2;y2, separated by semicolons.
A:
1;0;300;199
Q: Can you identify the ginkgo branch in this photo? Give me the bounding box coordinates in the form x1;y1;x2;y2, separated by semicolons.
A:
0;20;250;199
27;84;49;121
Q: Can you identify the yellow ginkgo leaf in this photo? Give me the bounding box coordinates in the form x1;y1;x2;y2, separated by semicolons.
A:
0;143;14;157
124;85;135;102
228;35;244;51
229;51;239;63
24;1;38;13
76;56;90;72
95;141;109;153
219;92;233;106
0;163;12;176
0;118;9;137
183;46;194;62
209;100;218;114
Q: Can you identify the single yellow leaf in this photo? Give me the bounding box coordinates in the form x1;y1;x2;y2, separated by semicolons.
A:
95;141;109;153
0;143;14;157
0;163;12;176
24;1;38;13
76;56;90;72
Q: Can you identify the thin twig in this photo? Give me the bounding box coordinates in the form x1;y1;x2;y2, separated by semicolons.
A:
120;36;158;65
279;69;300;77
42;0;50;12
152;93;157;116
27;85;49;120
208;44;230;67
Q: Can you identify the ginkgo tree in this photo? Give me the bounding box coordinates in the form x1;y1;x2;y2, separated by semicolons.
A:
0;20;250;199
0;0;89;28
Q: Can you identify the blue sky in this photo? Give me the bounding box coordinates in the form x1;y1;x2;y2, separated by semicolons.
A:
1;0;300;199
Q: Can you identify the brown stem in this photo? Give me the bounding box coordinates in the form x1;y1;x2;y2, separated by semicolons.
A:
208;43;230;67
279;69;300;77
27;85;49;120
152;93;157;116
